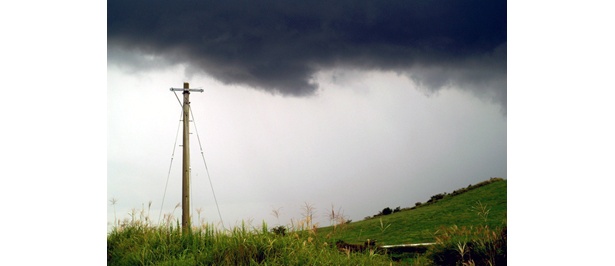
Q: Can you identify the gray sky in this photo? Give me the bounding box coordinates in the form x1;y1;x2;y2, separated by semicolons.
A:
107;0;507;230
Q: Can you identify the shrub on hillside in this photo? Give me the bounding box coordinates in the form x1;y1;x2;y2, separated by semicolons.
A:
427;193;447;204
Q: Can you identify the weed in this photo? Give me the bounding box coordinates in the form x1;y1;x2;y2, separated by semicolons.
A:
109;198;118;227
379;218;391;233
271;206;282;225
471;201;491;223
301;202;316;229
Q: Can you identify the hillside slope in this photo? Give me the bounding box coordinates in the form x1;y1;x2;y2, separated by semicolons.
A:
320;178;507;245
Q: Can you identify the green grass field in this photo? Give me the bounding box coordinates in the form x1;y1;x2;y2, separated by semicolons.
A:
320;178;507;245
107;178;506;265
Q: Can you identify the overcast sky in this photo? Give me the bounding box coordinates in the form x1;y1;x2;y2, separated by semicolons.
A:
107;0;507;230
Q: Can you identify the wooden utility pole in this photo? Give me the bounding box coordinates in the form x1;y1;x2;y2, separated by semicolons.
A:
170;82;203;233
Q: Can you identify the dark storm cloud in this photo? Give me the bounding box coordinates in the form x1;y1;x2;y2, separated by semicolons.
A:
108;0;506;107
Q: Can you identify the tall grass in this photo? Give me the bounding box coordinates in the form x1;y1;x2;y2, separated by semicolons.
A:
107;208;394;265
424;223;506;266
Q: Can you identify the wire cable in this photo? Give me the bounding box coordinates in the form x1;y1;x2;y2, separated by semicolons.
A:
190;105;226;230
172;90;183;108
158;110;183;225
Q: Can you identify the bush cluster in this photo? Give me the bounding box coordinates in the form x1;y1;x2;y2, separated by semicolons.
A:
450;177;505;197
426;193;447;204
365;206;403;220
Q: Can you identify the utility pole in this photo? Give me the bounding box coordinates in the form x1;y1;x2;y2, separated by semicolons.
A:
170;82;204;233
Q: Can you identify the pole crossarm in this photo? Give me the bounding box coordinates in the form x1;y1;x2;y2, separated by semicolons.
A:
170;88;204;93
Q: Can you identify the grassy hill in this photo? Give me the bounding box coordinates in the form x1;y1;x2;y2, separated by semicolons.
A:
108;178;507;265
319;178;507;245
